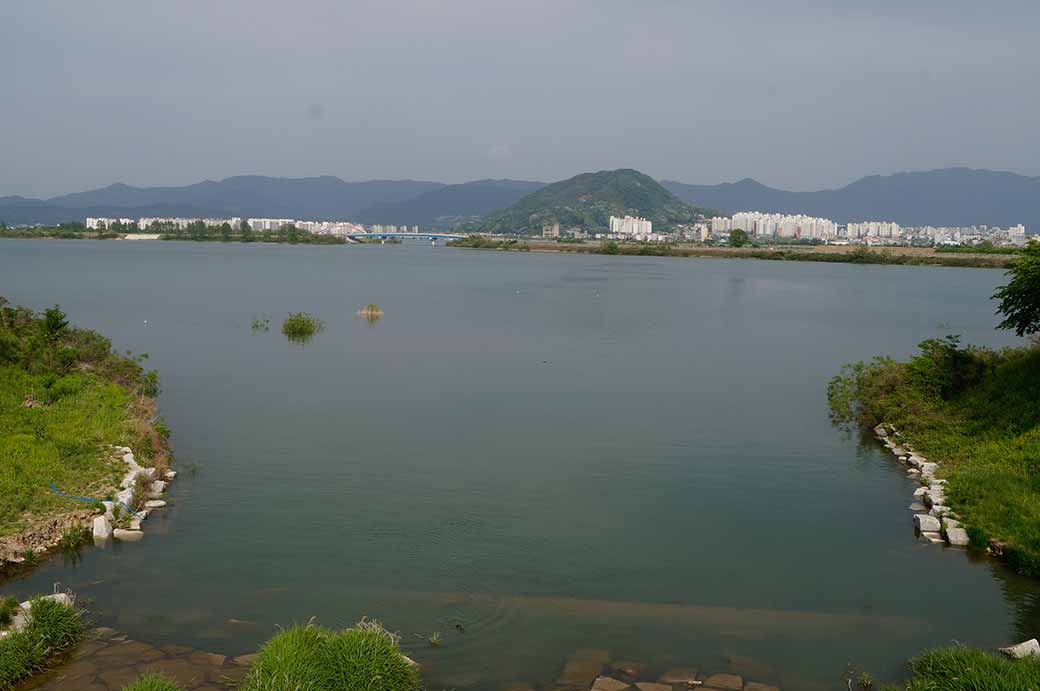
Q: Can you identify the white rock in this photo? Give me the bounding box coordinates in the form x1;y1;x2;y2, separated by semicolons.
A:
10;613;27;632
907;469;921;476
92;515;112;540
164;470;177;480
910;502;927;512
129;509;151;530
920;462;938;474
22;593;73;609
943;517;962;530
122;452;138;467
914;514;942;532
946;528;970;546
150;480;167;494
113;529;143;542
144;499;167;509
1000;639;1040;659
898;456;908;462
101;501;116;520
921;531;945;544
592;677;631;691
913;487;928;498
115;488;134;506
930;505;951;517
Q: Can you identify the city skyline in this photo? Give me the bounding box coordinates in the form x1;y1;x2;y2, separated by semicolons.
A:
5;1;1039;197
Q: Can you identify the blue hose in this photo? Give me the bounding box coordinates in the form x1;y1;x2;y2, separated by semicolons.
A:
49;482;140;518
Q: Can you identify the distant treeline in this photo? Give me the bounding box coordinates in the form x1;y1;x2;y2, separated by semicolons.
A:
448;236;1016;268
934;240;1026;255
0;221;348;245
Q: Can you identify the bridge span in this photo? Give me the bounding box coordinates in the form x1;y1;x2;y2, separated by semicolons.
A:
347;231;464;241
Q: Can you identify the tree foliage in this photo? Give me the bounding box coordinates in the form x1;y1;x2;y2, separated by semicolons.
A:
994;240;1040;336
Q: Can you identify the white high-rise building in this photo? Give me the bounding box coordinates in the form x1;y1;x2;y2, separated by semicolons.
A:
610;215;652;240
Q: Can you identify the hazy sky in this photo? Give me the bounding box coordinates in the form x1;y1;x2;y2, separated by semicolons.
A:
4;0;1039;197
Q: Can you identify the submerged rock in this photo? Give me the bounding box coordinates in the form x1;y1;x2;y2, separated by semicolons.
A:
592;676;631;691
702;673;743;690
113;529;143;542
921;531;944;544
144;500;167;509
658;668;699;684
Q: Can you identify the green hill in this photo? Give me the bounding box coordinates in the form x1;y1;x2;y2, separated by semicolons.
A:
473;169;716;235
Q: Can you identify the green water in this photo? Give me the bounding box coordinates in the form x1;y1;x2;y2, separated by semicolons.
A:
2;239;1038;690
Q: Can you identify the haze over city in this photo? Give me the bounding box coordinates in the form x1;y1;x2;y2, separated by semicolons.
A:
4;0;1040;198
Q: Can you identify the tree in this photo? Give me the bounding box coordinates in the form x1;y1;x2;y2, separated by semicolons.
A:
730;228;750;247
42;305;68;342
994;240;1040;336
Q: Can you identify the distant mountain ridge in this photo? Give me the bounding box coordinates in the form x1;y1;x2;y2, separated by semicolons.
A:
2;168;1037;232
663;168;1040;231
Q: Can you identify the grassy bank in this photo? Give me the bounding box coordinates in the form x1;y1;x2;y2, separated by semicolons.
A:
448;236;1017;267
883;647;1040;691
0;595;85;689
828;337;1040;574
0;298;167;560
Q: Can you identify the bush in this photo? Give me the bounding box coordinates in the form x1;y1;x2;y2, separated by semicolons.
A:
242;621;421;691
122;672;185;691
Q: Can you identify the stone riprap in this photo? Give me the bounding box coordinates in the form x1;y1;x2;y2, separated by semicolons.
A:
553;650;783;691
91;445;174;547
874;424;972;551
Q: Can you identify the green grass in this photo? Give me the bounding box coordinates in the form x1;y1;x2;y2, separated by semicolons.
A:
883;646;1040;690
0;366;129;535
121;672;185;691
0;598;16;626
0;596;85;689
829;339;1040;575
242;621;421;691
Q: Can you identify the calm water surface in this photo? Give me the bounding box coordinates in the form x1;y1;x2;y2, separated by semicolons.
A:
2;239;1038;690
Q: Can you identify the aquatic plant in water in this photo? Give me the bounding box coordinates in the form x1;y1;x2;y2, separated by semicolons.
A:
357;303;383;325
281;313;324;342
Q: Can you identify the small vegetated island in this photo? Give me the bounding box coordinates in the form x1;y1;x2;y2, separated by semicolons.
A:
281;312;324;342
828;241;1040;689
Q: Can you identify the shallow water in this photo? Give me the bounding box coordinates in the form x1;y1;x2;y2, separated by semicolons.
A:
2;239;1039;690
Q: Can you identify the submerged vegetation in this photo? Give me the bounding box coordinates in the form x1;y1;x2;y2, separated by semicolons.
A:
0;595;85;689
242;619;421;691
0;298;166;541
281;313;324;343
882;646;1040;691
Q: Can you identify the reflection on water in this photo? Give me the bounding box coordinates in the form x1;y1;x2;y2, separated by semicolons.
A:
1;240;1036;690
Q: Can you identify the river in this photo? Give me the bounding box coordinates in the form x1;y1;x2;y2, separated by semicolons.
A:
2;238;1038;690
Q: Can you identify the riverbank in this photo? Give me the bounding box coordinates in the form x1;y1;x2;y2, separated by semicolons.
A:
447;236;1018;268
0;298;172;569
828;337;1040;575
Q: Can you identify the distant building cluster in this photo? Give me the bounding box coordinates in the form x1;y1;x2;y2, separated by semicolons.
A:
86;216;420;237
706;212;1029;246
712;212;837;239
609;215;653;240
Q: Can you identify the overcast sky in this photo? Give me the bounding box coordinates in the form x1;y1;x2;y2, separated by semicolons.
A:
3;0;1038;198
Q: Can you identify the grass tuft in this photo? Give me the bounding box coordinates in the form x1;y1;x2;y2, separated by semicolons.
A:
242;620;421;691
0;595;84;689
281;313;324;343
121;672;185;691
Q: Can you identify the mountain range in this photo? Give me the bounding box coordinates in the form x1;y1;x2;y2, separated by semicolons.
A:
1;168;1037;232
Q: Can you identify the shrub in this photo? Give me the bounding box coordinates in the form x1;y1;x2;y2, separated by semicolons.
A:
121;672;185;691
